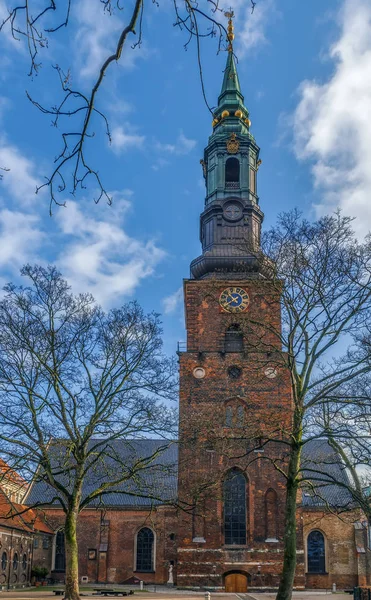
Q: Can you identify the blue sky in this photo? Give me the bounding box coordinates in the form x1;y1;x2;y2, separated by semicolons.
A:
0;0;369;354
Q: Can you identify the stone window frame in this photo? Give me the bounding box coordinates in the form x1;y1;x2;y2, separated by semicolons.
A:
134;527;156;573
305;529;328;574
1;551;7;572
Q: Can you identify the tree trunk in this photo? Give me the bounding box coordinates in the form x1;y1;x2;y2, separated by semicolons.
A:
64;508;80;600
276;440;302;600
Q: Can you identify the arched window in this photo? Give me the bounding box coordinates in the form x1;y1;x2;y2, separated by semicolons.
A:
225;157;240;189
224;470;247;545
13;553;18;571
136;528;154;572
307;530;326;573
265;489;278;540
225;406;233;427
55;530;66;572
22;554;27;571
236;406;244;427
225;324;244;352
1;552;7;571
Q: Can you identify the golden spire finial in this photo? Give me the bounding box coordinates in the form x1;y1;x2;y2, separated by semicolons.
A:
224;9;235;52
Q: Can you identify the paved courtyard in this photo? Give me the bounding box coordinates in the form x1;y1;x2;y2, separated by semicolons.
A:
0;590;353;600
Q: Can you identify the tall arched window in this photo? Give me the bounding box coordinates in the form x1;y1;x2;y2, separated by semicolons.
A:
225;324;243;352
1;552;7;571
265;489;278;540
225;157;240;189
307;530;326;573
224;470;247;545
54;530;66;572
136;528;154;572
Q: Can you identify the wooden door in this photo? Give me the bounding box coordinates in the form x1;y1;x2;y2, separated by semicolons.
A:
225;573;247;593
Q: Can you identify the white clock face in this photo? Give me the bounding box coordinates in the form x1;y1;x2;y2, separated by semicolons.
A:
264;367;277;379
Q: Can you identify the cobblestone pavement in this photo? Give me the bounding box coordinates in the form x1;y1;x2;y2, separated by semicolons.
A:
0;591;353;600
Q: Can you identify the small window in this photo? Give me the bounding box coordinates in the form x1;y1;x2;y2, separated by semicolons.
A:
1;552;7;571
136;528;154;572
225;406;233;427
307;530;326;573
13;552;18;571
225;324;244;352
33;538;39;549
42;537;49;549
22;554;27;571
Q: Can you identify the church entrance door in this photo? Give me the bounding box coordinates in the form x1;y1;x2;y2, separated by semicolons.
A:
225;573;248;593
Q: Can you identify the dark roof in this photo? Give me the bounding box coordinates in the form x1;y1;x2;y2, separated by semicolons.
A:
301;439;353;509
25;439;178;509
26;437;352;510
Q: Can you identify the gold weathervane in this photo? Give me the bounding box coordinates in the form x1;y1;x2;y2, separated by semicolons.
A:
224;9;235;52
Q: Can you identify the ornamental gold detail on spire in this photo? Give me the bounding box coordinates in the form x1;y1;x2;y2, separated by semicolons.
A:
226;133;240;154
225;10;235;52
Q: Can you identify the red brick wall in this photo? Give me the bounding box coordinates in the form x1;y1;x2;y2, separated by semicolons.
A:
44;506;177;585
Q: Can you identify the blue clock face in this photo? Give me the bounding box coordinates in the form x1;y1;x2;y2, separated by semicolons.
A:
219;287;249;313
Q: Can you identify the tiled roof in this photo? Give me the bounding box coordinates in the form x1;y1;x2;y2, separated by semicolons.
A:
26;438;352;510
301;439;353;509
0;459;27;487
26;439;178;509
0;489;53;533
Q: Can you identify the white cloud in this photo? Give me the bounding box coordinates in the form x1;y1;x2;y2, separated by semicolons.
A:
0;210;44;268
292;0;371;236
163;286;183;314
156;131;196;156
0;139;39;204
56;195;166;307
225;0;276;55
110;125;145;154
74;0;145;79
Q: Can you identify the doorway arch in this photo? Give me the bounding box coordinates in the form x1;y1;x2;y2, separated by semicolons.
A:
224;571;249;593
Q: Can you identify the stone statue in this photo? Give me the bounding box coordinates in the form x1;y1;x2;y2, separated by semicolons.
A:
167;563;174;586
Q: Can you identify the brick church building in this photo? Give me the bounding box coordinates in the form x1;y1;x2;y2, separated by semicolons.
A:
25;38;371;592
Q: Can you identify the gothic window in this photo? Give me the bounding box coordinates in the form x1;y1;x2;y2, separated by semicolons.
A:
236;405;245;427
225;157;240;189
13;553;18;571
307;530;326;573
22;554;27;571
136;527;154;572
225;406;233;427
265;489;278;540
225;324;244;352
224;469;247;545
55;530;66;572
1;552;7;571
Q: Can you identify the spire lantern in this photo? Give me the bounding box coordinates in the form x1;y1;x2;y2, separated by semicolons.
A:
190;40;265;280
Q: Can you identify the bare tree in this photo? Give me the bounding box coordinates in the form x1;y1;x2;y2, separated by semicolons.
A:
0;264;177;600
235;210;371;600
0;0;256;213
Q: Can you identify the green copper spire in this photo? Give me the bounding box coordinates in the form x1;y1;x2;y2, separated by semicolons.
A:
218;51;244;107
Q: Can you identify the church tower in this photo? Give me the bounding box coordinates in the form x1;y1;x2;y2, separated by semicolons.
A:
176;17;304;592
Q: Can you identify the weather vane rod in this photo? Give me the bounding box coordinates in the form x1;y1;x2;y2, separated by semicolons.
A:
224;8;235;52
